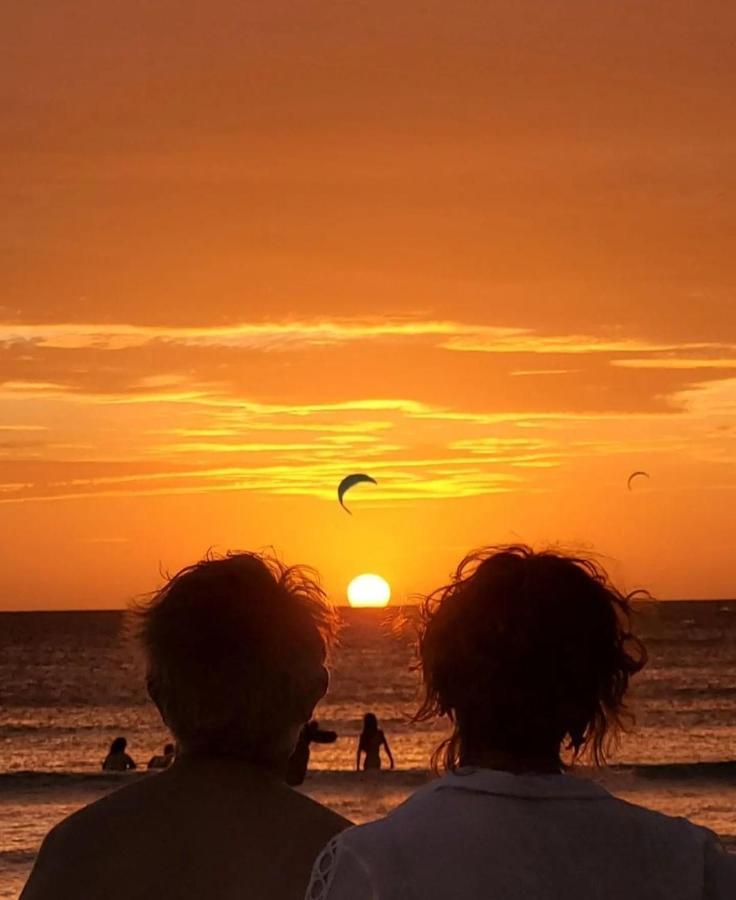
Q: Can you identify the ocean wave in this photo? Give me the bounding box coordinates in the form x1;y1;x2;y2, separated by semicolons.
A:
609;761;736;781
0;771;150;791
2;761;736;790
0;850;37;865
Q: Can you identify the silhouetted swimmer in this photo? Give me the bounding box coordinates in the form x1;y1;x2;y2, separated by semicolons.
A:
101;737;136;772
356;712;394;771
22;551;349;900
147;743;175;770
285;720;337;786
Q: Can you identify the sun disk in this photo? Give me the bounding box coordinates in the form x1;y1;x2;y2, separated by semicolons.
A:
347;573;391;608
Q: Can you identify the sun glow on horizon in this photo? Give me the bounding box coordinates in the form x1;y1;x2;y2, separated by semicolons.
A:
347;573;391;608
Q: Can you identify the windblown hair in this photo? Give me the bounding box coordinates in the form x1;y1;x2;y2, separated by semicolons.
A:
415;546;647;771
133;551;337;764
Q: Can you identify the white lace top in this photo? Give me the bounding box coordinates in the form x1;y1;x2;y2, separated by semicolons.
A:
307;837;374;900
306;769;736;900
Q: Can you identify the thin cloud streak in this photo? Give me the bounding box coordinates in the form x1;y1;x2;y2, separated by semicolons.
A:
0;456;521;506
612;358;736;369
0;319;520;351
0;318;728;359
442;336;722;355
0;381;689;424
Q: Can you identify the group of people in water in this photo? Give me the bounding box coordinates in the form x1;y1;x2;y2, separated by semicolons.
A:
102;737;176;772
21;544;736;899
108;713;393;784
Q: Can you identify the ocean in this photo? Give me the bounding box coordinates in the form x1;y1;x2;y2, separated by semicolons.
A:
1;603;736;897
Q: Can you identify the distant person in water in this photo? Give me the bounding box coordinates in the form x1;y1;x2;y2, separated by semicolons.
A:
310;545;736;899
285;720;337;786
147;742;175;770
101;736;136;772
356;712;394;771
22;551;348;900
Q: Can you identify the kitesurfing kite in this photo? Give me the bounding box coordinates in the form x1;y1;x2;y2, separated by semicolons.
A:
337;473;377;514
627;470;650;491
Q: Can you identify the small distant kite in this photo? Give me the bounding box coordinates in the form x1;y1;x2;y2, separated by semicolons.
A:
337;473;377;514
627;471;650;491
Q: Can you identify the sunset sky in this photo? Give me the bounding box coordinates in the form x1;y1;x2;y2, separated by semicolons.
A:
2;2;736;607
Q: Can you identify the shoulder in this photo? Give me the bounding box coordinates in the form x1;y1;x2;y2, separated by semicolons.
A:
330;780;437;858
308;797;431;900
286;785;352;835
592;791;736;881
338;775;725;853
42;770;165;848
308;834;377;900
703;835;736;895
20;783;148;900
603;792;721;844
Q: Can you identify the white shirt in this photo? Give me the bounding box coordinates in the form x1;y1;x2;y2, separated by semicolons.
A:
306;769;736;899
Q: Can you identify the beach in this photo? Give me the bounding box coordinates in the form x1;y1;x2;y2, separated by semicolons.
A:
2;603;736;896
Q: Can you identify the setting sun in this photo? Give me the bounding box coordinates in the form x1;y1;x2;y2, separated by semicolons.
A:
347;574;391;608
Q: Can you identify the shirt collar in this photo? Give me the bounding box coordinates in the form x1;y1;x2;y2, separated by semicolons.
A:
429;767;611;801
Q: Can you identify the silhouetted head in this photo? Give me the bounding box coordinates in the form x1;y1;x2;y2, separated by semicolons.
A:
136;551;336;768
163;743;175;756
362;713;379;735
415;546;647;770
110;736;127;754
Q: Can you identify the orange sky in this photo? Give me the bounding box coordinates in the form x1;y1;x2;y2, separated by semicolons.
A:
2;2;736;607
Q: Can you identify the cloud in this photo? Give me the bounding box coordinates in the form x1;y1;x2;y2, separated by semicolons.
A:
0;379;704;508
449;436;562;468
3;319;735;432
673;376;736;418
511;369;582;376
0;319;521;352
0;454;520;506
0;317;733;511
0;380;70;394
442;335;721;355
612;358;736;370
0;318;727;360
149;421;392;437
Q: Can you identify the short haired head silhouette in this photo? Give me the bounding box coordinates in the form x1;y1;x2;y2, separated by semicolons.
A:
109;736;127;754
135;551;336;769
415;545;647;771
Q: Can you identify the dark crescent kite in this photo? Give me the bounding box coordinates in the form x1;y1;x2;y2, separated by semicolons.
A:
337;473;377;514
627;471;650;491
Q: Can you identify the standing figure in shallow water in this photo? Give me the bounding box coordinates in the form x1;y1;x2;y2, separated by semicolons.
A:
356;713;394;771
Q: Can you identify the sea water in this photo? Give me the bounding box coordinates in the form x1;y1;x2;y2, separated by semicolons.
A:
1;603;735;896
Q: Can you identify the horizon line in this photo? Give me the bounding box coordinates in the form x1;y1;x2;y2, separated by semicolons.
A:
1;597;735;614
